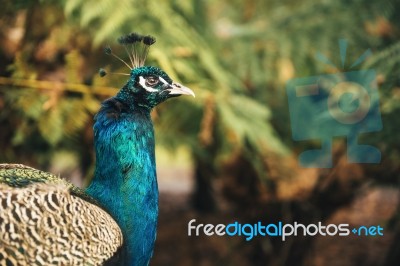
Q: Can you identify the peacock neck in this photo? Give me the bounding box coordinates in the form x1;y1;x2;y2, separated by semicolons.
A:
86;97;159;266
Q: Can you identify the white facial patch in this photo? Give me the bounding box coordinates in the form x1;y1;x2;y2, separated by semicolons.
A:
158;76;170;86
138;76;158;92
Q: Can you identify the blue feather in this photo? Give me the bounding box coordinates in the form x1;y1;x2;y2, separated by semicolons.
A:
86;66;194;265
87;100;158;265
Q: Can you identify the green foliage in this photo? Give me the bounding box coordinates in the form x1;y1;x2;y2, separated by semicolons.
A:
64;0;138;45
61;0;400;167
1;0;399;182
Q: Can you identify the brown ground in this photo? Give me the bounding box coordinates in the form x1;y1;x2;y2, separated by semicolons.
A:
152;186;398;266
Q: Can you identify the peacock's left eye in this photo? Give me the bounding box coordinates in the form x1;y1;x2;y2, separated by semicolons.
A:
145;76;159;87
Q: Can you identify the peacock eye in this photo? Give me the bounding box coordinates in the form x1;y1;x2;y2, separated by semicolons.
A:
145;76;159;87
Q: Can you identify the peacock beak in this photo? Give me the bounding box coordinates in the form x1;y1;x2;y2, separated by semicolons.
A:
167;82;195;97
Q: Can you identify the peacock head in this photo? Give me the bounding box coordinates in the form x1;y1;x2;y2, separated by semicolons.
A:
118;65;194;109
100;33;194;109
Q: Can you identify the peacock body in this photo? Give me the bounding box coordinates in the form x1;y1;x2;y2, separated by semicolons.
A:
0;33;194;266
0;164;123;265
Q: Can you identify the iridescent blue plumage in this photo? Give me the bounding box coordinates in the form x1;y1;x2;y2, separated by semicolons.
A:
86;66;194;265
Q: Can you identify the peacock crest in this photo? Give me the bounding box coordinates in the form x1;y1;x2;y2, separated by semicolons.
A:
99;32;156;77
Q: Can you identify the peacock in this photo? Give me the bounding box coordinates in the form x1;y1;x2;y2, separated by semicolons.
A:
0;33;194;266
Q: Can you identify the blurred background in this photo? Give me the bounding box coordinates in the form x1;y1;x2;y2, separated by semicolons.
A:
1;0;400;265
